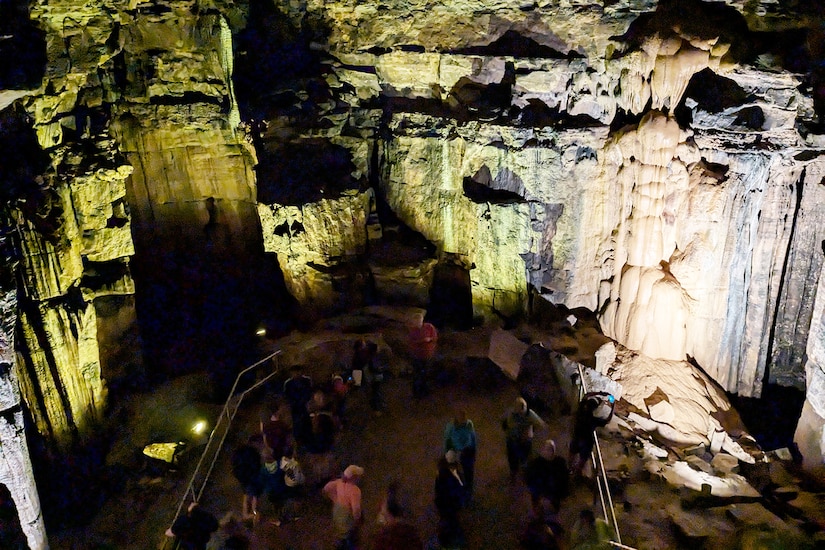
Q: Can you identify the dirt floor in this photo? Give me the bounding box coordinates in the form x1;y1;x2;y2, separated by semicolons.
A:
47;308;825;550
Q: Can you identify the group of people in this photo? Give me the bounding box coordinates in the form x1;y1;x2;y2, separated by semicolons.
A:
434;392;616;550
165;323;619;550
231;363;353;527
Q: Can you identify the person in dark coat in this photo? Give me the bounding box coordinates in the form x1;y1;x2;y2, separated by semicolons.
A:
231;444;263;522
206;512;250;550
519;497;563;550
523;438;569;513
569;392;615;478
283;365;313;447
166;501;219;550
370;481;423;550
502;397;546;478
434;450;466;548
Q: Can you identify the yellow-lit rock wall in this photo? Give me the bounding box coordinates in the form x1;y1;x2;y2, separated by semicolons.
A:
12;0;137;450
258;189;372;309
5;0;825;487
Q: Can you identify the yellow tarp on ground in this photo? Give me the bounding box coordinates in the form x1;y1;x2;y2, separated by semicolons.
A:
142;442;181;464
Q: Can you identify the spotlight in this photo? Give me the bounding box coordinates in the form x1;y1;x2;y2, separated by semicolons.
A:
256;327;267;337
191;420;207;435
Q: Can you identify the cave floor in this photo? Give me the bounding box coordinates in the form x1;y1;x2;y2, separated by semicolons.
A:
47;314;825;550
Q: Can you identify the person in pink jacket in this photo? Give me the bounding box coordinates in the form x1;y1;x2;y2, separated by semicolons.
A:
323;464;365;549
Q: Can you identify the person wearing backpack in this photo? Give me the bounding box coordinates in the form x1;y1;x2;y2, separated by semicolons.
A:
569;392;615;479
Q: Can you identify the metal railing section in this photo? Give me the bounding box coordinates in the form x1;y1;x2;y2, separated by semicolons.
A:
162;350;282;549
577;364;625;548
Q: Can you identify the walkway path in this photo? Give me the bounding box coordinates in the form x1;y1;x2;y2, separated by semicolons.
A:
197;326;594;549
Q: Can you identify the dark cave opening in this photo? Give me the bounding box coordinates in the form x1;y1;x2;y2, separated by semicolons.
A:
231;0;331;122
130;239;293;400
674;68;754;127
730;384;806;459
255;140;361;205
0;0;47;90
449;29;575;59
427;259;474;331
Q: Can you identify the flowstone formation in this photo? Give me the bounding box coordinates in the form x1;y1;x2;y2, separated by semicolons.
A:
248;0;825;469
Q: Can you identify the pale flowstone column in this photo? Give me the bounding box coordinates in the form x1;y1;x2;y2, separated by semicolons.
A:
795;259;825;473
600;112;694;361
0;286;48;549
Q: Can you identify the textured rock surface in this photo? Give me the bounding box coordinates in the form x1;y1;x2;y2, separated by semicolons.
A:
277;0;825;467
0;229;48;548
4;3;825;542
795;254;825;474
604;345;741;449
258;189;373;309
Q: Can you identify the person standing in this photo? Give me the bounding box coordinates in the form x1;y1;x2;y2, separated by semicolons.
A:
569;392;615;479
434;450;466;548
367;346;388;414
323;465;365;550
502;397;546;478
166;501;219;550
260;401;292;459
351;337;376;388
206;512;250;550
283;365;313;448
409;320;438;398
444;409;477;498
230;444;263;524
371;480;423;550
523;438;569;513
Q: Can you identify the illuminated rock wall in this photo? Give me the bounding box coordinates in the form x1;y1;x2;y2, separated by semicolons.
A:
309;1;823;397
4;0;825;519
258;189;374;310
281;0;825;468
0;236;48;550
14;0;137;449
104;3;269;380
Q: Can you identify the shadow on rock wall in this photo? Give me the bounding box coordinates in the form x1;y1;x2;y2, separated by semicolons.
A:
0;0;46;89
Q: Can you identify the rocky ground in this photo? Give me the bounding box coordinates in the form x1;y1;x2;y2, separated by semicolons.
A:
48;306;825;549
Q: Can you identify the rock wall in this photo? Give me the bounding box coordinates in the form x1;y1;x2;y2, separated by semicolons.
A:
0;230;48;550
8;0;145;451
3;3;825;540
295;0;823;392
257;0;825;466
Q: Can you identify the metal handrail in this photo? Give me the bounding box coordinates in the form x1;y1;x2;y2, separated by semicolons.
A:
162;350;282;548
577;364;624;547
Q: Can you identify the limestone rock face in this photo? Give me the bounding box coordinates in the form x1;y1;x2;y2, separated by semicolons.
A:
258;189;373;310
321;26;818;399
12;0;140;450
274;0;825;468
6;0;825;529
604;345;737;448
795;257;825;474
0;244;47;549
379;117;597;318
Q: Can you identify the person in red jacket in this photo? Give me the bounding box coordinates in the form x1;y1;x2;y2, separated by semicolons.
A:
409;320;438;398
